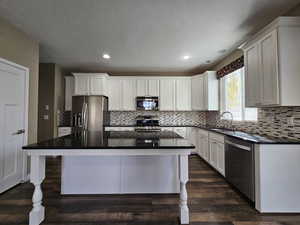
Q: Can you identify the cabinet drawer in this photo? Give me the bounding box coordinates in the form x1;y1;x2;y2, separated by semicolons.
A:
209;132;224;143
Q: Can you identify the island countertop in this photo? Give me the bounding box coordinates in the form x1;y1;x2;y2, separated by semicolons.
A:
22;131;195;150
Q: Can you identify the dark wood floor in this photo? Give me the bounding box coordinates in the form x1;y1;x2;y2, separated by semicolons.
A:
1;155;300;225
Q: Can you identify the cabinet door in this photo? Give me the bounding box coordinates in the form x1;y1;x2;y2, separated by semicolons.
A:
209;140;218;169
174;127;187;138
65;76;74;111
159;79;175;111
89;76;106;95
136;80;148;96
202;137;209;162
244;44;261;107
74;76;90;95
260;30;280;106
202;75;208;110
175;79;191;111
191;76;204;110
217;143;225;176
148;80;160;96
122;79;137;111
108;79;122;110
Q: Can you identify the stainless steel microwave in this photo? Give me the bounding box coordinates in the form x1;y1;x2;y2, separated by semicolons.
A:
136;96;159;111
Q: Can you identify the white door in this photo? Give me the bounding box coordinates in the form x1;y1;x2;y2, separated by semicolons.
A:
0;59;28;193
260;30;280;106
159;79;175;111
175;79;191;111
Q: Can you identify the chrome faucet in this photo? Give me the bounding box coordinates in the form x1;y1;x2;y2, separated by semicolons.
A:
218;111;235;131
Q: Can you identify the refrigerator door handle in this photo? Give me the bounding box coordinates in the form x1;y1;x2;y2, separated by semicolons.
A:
84;102;89;130
81;103;85;128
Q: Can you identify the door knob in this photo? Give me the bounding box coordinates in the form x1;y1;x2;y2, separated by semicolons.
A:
12;129;25;135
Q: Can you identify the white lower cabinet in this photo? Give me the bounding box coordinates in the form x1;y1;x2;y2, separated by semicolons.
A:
198;129;209;162
208;132;225;176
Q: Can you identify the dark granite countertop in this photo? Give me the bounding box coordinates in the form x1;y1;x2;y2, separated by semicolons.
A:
106;125;300;144
23;131;195;150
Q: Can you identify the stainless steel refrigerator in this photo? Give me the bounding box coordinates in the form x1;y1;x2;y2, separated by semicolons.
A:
72;95;109;132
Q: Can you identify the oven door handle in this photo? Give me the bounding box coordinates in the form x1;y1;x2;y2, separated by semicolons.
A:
225;140;251;151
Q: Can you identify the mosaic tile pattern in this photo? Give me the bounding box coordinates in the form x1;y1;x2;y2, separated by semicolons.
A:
110;111;207;126
207;107;300;140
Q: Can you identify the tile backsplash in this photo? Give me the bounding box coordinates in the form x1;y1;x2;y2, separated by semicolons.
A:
207;107;300;140
109;111;207;126
63;106;300;140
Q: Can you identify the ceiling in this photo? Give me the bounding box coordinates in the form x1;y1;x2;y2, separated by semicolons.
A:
0;0;299;75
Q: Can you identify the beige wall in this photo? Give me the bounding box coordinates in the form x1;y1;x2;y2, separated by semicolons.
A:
285;3;300;16
0;16;39;144
38;63;64;141
211;49;243;72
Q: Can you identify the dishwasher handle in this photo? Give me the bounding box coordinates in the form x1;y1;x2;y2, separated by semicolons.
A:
225;140;251;151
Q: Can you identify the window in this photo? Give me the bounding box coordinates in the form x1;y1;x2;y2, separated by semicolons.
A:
220;67;257;121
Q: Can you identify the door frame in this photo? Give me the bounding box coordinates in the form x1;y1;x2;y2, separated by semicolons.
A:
0;57;29;182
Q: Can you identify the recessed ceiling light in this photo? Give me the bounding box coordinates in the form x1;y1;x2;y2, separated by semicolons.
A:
183;55;190;60
102;53;111;59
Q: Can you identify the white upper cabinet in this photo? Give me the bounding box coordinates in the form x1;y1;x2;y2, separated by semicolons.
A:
242;17;300;107
74;75;89;95
260;30;279;105
191;71;219;111
73;73;108;96
136;79;160;96
108;79;122;111
121;79;136;111
89;75;108;96
175;79;191;111
65;76;74;111
159;79;176;111
136;80;148;96
148;80;160;96
244;43;260;107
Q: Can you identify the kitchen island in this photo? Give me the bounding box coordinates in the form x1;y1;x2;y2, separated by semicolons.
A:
23;131;194;225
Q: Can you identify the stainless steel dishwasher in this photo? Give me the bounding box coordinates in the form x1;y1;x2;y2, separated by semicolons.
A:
225;136;255;202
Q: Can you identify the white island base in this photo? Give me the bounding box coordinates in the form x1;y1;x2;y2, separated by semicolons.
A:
62;156;180;194
25;148;191;225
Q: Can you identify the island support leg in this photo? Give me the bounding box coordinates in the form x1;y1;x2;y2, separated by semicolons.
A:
179;155;189;224
29;155;46;225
